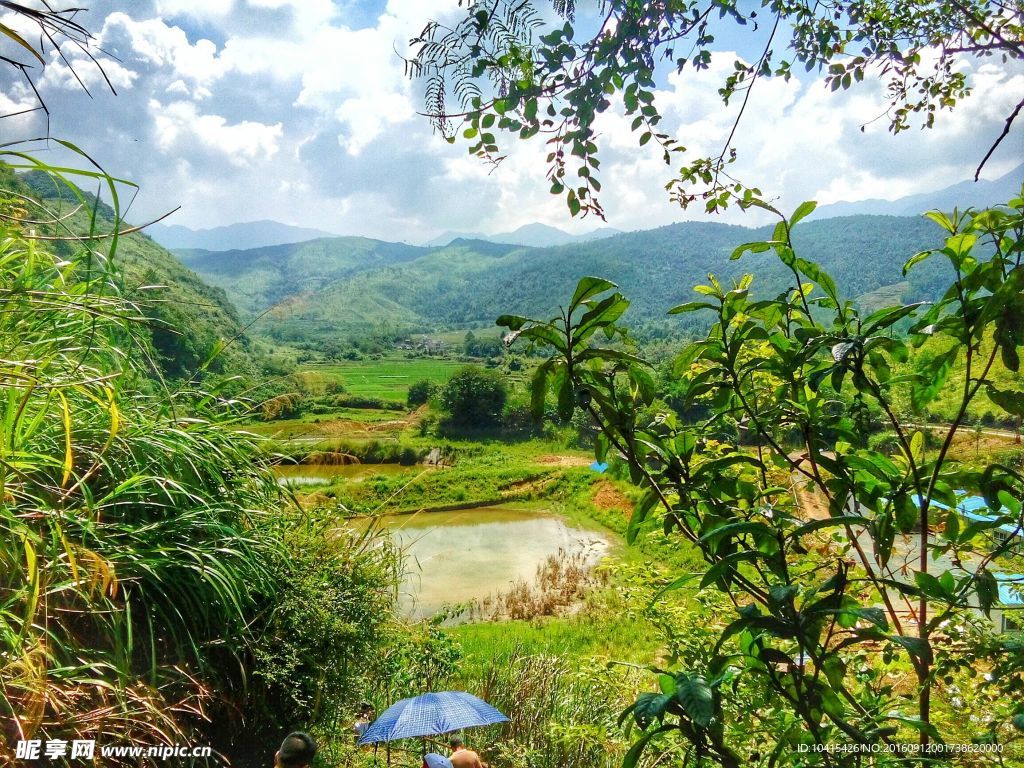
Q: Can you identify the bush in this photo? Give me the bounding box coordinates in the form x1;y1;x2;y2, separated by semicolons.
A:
440;366;507;429
407;378;437;408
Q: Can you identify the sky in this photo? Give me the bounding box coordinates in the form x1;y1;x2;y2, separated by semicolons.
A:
0;0;1021;244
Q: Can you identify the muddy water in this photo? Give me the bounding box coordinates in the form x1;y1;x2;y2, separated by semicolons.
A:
274;463;411;486
381;505;611;619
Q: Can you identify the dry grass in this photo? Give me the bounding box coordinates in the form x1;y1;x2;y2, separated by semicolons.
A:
467;550;609;621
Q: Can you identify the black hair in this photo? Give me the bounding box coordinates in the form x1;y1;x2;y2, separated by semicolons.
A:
449;737;464;749
278;732;317;768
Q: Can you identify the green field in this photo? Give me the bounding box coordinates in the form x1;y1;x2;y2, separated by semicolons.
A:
300;357;474;401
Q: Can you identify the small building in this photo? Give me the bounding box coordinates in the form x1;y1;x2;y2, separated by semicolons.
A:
993;573;1024;634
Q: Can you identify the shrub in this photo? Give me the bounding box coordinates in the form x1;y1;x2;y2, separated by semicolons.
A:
407;378;437;408
440;366;507;429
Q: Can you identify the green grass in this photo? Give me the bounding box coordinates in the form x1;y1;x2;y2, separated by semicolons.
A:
299;356;472;401
451;606;661;676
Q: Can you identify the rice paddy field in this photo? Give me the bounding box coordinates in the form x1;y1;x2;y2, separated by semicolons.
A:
298;356;474;401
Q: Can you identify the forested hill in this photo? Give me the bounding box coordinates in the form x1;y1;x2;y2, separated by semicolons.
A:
182;212;950;343
176;236;434;315
6;166;259;380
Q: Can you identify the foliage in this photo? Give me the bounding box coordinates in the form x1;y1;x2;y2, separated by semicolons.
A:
0;163;259;382
0;180;282;753
408;379;439;408
409;0;1023;216
500;193;1024;765
440;366;509;429
464;330;504;358
0;2;111;121
0;169;414;766
243;517;403;762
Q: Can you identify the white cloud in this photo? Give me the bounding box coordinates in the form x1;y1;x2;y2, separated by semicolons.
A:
101;13;227;99
150;99;282;165
155;0;234;18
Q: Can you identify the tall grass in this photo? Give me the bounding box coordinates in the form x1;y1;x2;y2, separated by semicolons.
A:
455;647;647;768
0;168;284;755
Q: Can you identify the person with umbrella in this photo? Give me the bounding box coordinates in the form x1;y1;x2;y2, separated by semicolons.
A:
357;690;507;766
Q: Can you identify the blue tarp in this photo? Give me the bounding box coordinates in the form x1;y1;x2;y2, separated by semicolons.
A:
589;461;608;473
910;491;1023;538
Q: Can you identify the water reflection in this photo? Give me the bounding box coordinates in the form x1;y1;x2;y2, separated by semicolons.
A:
381;506;610;619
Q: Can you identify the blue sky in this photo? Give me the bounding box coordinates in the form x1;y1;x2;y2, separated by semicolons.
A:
1;0;1021;243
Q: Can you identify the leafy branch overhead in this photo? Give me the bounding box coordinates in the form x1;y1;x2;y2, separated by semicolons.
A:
408;0;1024;217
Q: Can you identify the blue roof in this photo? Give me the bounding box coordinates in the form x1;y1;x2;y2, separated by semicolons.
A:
995;573;1024;607
911;492;1023;538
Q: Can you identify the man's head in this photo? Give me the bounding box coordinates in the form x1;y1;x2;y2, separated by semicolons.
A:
276;732;317;768
449;737;464;750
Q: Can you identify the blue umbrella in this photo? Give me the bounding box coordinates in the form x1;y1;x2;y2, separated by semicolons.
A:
358;691;509;744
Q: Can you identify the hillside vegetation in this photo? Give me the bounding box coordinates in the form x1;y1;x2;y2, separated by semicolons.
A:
7;165;259;380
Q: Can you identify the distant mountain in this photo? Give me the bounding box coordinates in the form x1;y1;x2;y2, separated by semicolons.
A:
813;163;1023;219
184;213;954;344
424;222;623;248
148;219;339;251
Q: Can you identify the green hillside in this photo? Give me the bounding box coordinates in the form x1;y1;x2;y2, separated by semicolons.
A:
5;166;259;380
178;236;434;315
183;213;949;343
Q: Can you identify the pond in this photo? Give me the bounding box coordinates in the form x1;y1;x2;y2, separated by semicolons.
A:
380;505;611;619
274;463;412;486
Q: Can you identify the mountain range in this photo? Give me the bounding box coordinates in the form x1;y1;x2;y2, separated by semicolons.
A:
11;167;258;380
179;213;952;345
423;222;624;248
148;164;1020;254
812;162;1022;219
148;219;339;251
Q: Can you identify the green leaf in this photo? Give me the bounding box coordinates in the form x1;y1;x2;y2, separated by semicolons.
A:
911;347;957;412
621;726;669;768
626;490;659;544
987;386;1024;416
889;635;932;663
570;276;617;308
674;674;715;727
496;314;529;330
790;515;869;538
853;607;889;630
862;303;924;336
668;301;716;314
633;692;672;728
731;240;773;260
789;200;817;226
